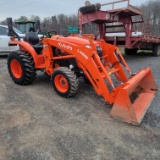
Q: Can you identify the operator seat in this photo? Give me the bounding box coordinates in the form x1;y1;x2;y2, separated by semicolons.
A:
24;31;43;54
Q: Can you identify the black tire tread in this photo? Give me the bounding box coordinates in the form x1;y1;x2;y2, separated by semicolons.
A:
153;45;160;56
51;67;79;98
79;3;101;14
7;51;36;85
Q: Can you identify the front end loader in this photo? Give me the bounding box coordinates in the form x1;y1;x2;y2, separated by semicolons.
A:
6;18;157;125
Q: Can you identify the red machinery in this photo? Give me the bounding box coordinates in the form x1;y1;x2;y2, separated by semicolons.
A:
6;17;157;125
79;0;160;56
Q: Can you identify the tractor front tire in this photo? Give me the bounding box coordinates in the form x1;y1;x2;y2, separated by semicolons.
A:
51;67;79;98
7;51;36;85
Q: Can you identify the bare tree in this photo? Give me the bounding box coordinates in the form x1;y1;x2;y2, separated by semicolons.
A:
140;0;160;36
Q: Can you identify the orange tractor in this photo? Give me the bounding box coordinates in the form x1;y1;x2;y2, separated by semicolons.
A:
7;18;157;125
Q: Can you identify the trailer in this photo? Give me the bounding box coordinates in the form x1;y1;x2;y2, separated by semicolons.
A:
79;0;160;56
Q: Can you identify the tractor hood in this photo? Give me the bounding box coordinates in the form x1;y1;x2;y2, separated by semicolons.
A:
51;35;100;48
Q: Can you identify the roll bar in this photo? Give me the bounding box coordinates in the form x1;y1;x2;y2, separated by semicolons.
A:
6;17;20;40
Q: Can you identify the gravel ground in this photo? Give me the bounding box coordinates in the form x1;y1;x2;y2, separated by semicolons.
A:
0;53;160;160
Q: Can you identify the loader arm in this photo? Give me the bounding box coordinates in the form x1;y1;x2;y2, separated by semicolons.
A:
43;35;157;125
42;36;131;103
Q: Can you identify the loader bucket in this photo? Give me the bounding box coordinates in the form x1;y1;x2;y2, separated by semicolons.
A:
110;68;157;125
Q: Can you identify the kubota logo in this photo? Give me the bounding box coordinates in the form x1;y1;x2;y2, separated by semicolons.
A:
58;42;72;50
77;49;88;59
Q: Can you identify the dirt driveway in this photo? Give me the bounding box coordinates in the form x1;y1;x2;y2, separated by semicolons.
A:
0;54;160;160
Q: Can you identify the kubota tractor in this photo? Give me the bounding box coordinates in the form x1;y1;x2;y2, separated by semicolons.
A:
6;18;157;125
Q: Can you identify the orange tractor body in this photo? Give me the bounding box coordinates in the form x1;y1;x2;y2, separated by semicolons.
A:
7;18;157;125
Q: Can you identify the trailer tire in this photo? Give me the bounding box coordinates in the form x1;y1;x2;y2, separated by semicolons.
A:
51;67;79;98
153;45;160;56
125;48;137;55
79;3;101;14
7;51;36;85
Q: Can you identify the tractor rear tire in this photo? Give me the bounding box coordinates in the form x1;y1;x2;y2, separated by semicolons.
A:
153;45;160;56
7;51;36;85
51;67;79;98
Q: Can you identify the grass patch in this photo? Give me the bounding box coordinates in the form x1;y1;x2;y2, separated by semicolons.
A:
119;47;124;55
118;47;153;55
137;50;152;54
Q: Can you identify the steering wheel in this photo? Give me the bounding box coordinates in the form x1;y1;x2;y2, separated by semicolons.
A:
43;31;57;38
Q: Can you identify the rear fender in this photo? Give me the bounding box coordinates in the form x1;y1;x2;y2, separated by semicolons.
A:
9;41;39;67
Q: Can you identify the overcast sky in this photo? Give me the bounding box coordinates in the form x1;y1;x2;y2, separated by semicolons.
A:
0;0;150;21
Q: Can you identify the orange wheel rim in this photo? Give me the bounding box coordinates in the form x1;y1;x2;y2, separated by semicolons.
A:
10;59;22;78
54;74;69;93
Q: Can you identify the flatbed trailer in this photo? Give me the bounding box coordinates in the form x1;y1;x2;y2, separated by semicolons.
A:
79;0;160;56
